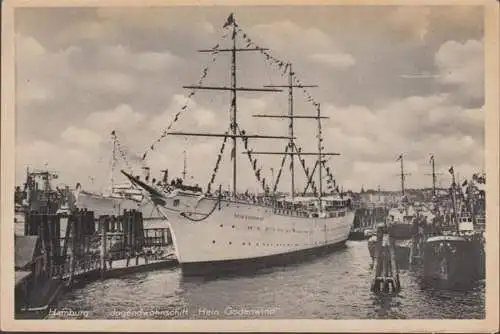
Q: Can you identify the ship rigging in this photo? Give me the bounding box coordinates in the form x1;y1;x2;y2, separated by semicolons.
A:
122;13;355;274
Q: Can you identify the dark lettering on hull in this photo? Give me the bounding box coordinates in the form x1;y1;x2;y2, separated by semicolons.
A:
234;213;264;221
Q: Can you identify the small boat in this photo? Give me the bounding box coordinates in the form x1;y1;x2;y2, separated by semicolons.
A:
349;227;368;240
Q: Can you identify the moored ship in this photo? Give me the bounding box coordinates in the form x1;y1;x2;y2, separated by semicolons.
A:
422;168;486;287
124;13;355;275
72;131;160;217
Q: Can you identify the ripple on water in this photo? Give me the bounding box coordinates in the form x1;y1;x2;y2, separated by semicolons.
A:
50;242;485;319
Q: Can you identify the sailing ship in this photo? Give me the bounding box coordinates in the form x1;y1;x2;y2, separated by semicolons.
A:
123;13;355;275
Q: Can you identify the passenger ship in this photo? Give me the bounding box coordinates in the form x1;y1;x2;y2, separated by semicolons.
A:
123;14;355;275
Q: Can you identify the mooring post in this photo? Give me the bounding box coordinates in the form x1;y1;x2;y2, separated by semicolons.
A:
46;214;54;277
68;212;77;287
61;213;72;279
389;236;401;292
370;225;384;292
100;215;107;279
370;223;401;293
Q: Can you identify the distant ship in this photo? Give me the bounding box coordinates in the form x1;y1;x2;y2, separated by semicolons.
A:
72;132;157;217
15;168;63;214
123;13;355;275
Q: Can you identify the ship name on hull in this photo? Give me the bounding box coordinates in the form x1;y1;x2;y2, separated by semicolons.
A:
234;213;264;221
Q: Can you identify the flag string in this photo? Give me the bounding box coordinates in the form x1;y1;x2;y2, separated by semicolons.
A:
237;125;267;192
272;144;289;193
206;129;230;194
141;29;231;162
235;26;323;117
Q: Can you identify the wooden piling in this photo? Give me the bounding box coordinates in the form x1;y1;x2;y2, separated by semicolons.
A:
67;214;77;287
389;237;401;291
370;224;401;293
100;216;108;278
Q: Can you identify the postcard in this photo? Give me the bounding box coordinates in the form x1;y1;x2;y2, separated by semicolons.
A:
1;0;498;332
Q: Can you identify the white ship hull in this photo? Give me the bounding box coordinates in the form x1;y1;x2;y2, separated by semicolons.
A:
74;190;161;219
156;194;355;273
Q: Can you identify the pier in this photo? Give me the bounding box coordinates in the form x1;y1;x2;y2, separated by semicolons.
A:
15;208;176;317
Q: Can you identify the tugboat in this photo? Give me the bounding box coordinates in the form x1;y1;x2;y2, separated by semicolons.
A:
422;167;486;288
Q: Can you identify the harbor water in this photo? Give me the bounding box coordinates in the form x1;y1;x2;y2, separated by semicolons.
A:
46;240;485;320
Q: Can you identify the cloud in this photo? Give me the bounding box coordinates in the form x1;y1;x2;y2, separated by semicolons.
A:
320;93;484;190
435;39;483;100
60;126;102;149
15;33;80;108
247;20;355;70
13;7;484;193
97;44;180;72
387;7;431;41
308;53;356;69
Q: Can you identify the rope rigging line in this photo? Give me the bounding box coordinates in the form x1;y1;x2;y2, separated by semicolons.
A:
291;142;318;194
237;125;267;193
141;28;232;162
234;22;327;196
180;192;222;222
321;159;338;193
272;144;289;193
235;24;325;117
206;129;230;194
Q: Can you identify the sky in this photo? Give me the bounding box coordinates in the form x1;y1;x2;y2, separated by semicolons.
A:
14;5;485;194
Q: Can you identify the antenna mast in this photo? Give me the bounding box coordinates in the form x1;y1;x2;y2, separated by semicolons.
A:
397;153;410;196
111;132;117;190
182;150;187;181
317;103;323;201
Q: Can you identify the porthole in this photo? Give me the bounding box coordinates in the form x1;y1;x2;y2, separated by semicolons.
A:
220;224;223;227
243;242;246;245
212;240;216;244
232;225;235;228
229;241;232;245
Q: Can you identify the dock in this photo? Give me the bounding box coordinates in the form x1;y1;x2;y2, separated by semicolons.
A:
15;208;176;318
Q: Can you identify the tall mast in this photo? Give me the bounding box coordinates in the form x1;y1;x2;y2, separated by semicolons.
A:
231;22;237;195
172;14;288;195
111;133;117;190
182;150;187;181
397;154;410;196
288;64;294;198
260;63;318;199
317;103;323;200
449;166;458;229
425;154;442;198
400;154;405;196
431;155;436;195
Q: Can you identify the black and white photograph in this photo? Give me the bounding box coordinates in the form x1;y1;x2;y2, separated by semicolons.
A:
1;0;499;332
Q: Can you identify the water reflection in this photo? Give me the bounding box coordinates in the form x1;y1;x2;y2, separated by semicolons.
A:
49;240;484;319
